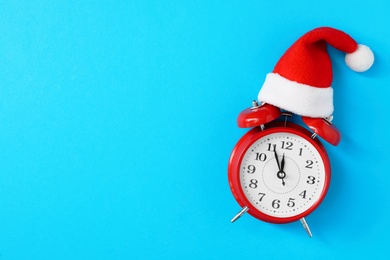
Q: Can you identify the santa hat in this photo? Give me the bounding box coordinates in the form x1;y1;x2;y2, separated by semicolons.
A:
258;27;374;118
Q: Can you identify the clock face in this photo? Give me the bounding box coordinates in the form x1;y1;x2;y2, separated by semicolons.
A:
230;126;330;223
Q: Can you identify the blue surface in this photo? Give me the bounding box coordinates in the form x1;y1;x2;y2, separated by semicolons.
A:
0;1;389;259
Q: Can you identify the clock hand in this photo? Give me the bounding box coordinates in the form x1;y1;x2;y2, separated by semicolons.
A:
278;172;285;186
273;145;281;171
274;145;286;186
280;153;286;186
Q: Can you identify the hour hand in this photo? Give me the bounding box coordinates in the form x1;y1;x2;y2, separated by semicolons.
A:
274;145;286;186
279;153;286;186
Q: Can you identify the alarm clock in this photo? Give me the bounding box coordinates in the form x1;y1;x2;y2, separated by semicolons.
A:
228;101;339;237
228;27;374;237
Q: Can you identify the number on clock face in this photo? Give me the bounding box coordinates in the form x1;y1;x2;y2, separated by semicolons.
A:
240;132;326;218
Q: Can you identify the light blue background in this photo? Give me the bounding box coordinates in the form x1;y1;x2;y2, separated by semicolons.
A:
0;1;388;259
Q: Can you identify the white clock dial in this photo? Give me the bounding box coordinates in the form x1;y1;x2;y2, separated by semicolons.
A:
240;132;326;218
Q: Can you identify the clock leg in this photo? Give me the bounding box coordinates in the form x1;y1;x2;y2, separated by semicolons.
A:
300;218;313;238
231;206;249;223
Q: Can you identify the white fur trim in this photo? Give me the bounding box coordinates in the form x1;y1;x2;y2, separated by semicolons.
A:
345;44;374;72
258;73;333;118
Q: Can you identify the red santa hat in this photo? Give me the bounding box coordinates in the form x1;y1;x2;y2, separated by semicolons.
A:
258;27;374;118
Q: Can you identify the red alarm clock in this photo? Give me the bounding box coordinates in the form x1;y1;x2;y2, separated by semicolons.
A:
228;102;339;237
228;27;374;237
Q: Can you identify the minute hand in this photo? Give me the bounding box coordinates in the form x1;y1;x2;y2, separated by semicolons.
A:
273;145;281;171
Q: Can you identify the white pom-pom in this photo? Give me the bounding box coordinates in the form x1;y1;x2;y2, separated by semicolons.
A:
345;44;374;72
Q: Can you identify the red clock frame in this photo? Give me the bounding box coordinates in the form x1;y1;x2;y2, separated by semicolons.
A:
228;121;331;224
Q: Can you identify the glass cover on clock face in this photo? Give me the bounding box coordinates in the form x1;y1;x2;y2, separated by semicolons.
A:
240;132;326;218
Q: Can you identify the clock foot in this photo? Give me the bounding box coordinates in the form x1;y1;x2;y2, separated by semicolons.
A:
300;218;313;238
231;206;249;223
